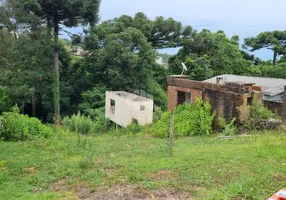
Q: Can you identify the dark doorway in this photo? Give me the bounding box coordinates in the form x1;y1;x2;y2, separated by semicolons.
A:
178;91;185;105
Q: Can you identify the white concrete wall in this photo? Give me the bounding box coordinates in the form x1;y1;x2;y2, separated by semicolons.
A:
105;92;133;127
105;91;153;127
131;100;153;125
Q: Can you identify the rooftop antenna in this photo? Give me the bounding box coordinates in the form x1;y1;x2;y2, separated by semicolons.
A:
181;62;188;75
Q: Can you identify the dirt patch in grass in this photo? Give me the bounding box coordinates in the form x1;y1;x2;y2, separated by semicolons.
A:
51;181;193;200
105;168;118;175
89;185;193;200
147;170;179;181
25;166;40;174
143;134;154;139
51;179;70;192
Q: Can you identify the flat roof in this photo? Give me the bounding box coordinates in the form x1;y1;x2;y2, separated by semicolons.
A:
204;74;286;96
107;91;153;102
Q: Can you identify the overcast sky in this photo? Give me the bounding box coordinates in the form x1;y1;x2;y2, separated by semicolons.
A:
67;0;286;60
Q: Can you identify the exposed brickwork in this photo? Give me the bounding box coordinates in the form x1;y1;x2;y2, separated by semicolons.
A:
252;85;262;92
167;77;257;94
167;86;178;110
167;76;263;129
264;101;282;115
168;86;202;110
167;77;221;91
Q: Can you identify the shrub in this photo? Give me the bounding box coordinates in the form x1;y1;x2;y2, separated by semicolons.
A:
0;109;52;141
153;107;164;123
249;97;274;120
126;120;142;134
153;111;171;138
78;105;113;132
62;112;95;135
248;96;278;130
153;98;215;138
219;118;237;136
87;107;113;132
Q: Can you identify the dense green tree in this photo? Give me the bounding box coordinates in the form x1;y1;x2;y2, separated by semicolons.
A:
169;30;252;80
95;12;195;49
259;63;286;78
244;31;286;65
78;85;107;115
0;26;54;115
0;86;12;114
0;0;40;36
71;34;82;45
85;27;156;91
21;0;101;125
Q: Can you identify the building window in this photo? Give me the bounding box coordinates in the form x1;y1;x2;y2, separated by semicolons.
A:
247;97;253;106
110;99;115;114
140;105;145;111
178;91;192;105
185;92;192;104
177;91;185;105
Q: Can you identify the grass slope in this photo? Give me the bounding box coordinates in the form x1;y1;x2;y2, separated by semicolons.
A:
0;131;285;199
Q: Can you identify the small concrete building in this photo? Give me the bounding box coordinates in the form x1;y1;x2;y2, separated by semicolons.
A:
105;91;153;127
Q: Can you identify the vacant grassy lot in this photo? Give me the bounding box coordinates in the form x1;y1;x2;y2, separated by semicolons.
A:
0;130;285;199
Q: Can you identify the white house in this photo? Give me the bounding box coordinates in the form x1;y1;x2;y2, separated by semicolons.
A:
105;91;153;127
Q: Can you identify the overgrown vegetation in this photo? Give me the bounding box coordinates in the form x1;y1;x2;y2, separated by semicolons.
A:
154;98;215;138
249;97;275;120
62;112;95;135
63;111;109;135
248;96;279;130
0;107;52;141
0;130;285;199
219;118;237;136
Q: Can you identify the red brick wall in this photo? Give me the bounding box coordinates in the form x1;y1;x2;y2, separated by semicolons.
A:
167;76;263;129
168;86;203;110
264;101;282;115
168;86;177;110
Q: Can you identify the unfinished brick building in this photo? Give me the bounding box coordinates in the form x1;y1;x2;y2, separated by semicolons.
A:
167;75;263;129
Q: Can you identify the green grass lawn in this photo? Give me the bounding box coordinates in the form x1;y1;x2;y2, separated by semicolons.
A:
0;130;285;199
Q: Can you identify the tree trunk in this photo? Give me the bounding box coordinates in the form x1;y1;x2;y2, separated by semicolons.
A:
32;94;36;117
21;101;25;114
273;50;278;66
53;24;61;126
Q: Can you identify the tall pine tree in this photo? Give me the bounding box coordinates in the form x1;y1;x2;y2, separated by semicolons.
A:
21;0;101;125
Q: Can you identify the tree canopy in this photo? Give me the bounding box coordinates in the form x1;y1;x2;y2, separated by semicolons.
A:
169;30;253;80
244;31;286;65
94;12;195;49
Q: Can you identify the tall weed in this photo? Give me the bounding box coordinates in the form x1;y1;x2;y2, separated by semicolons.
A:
0;108;52;141
154;98;215;138
63;112;95;135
